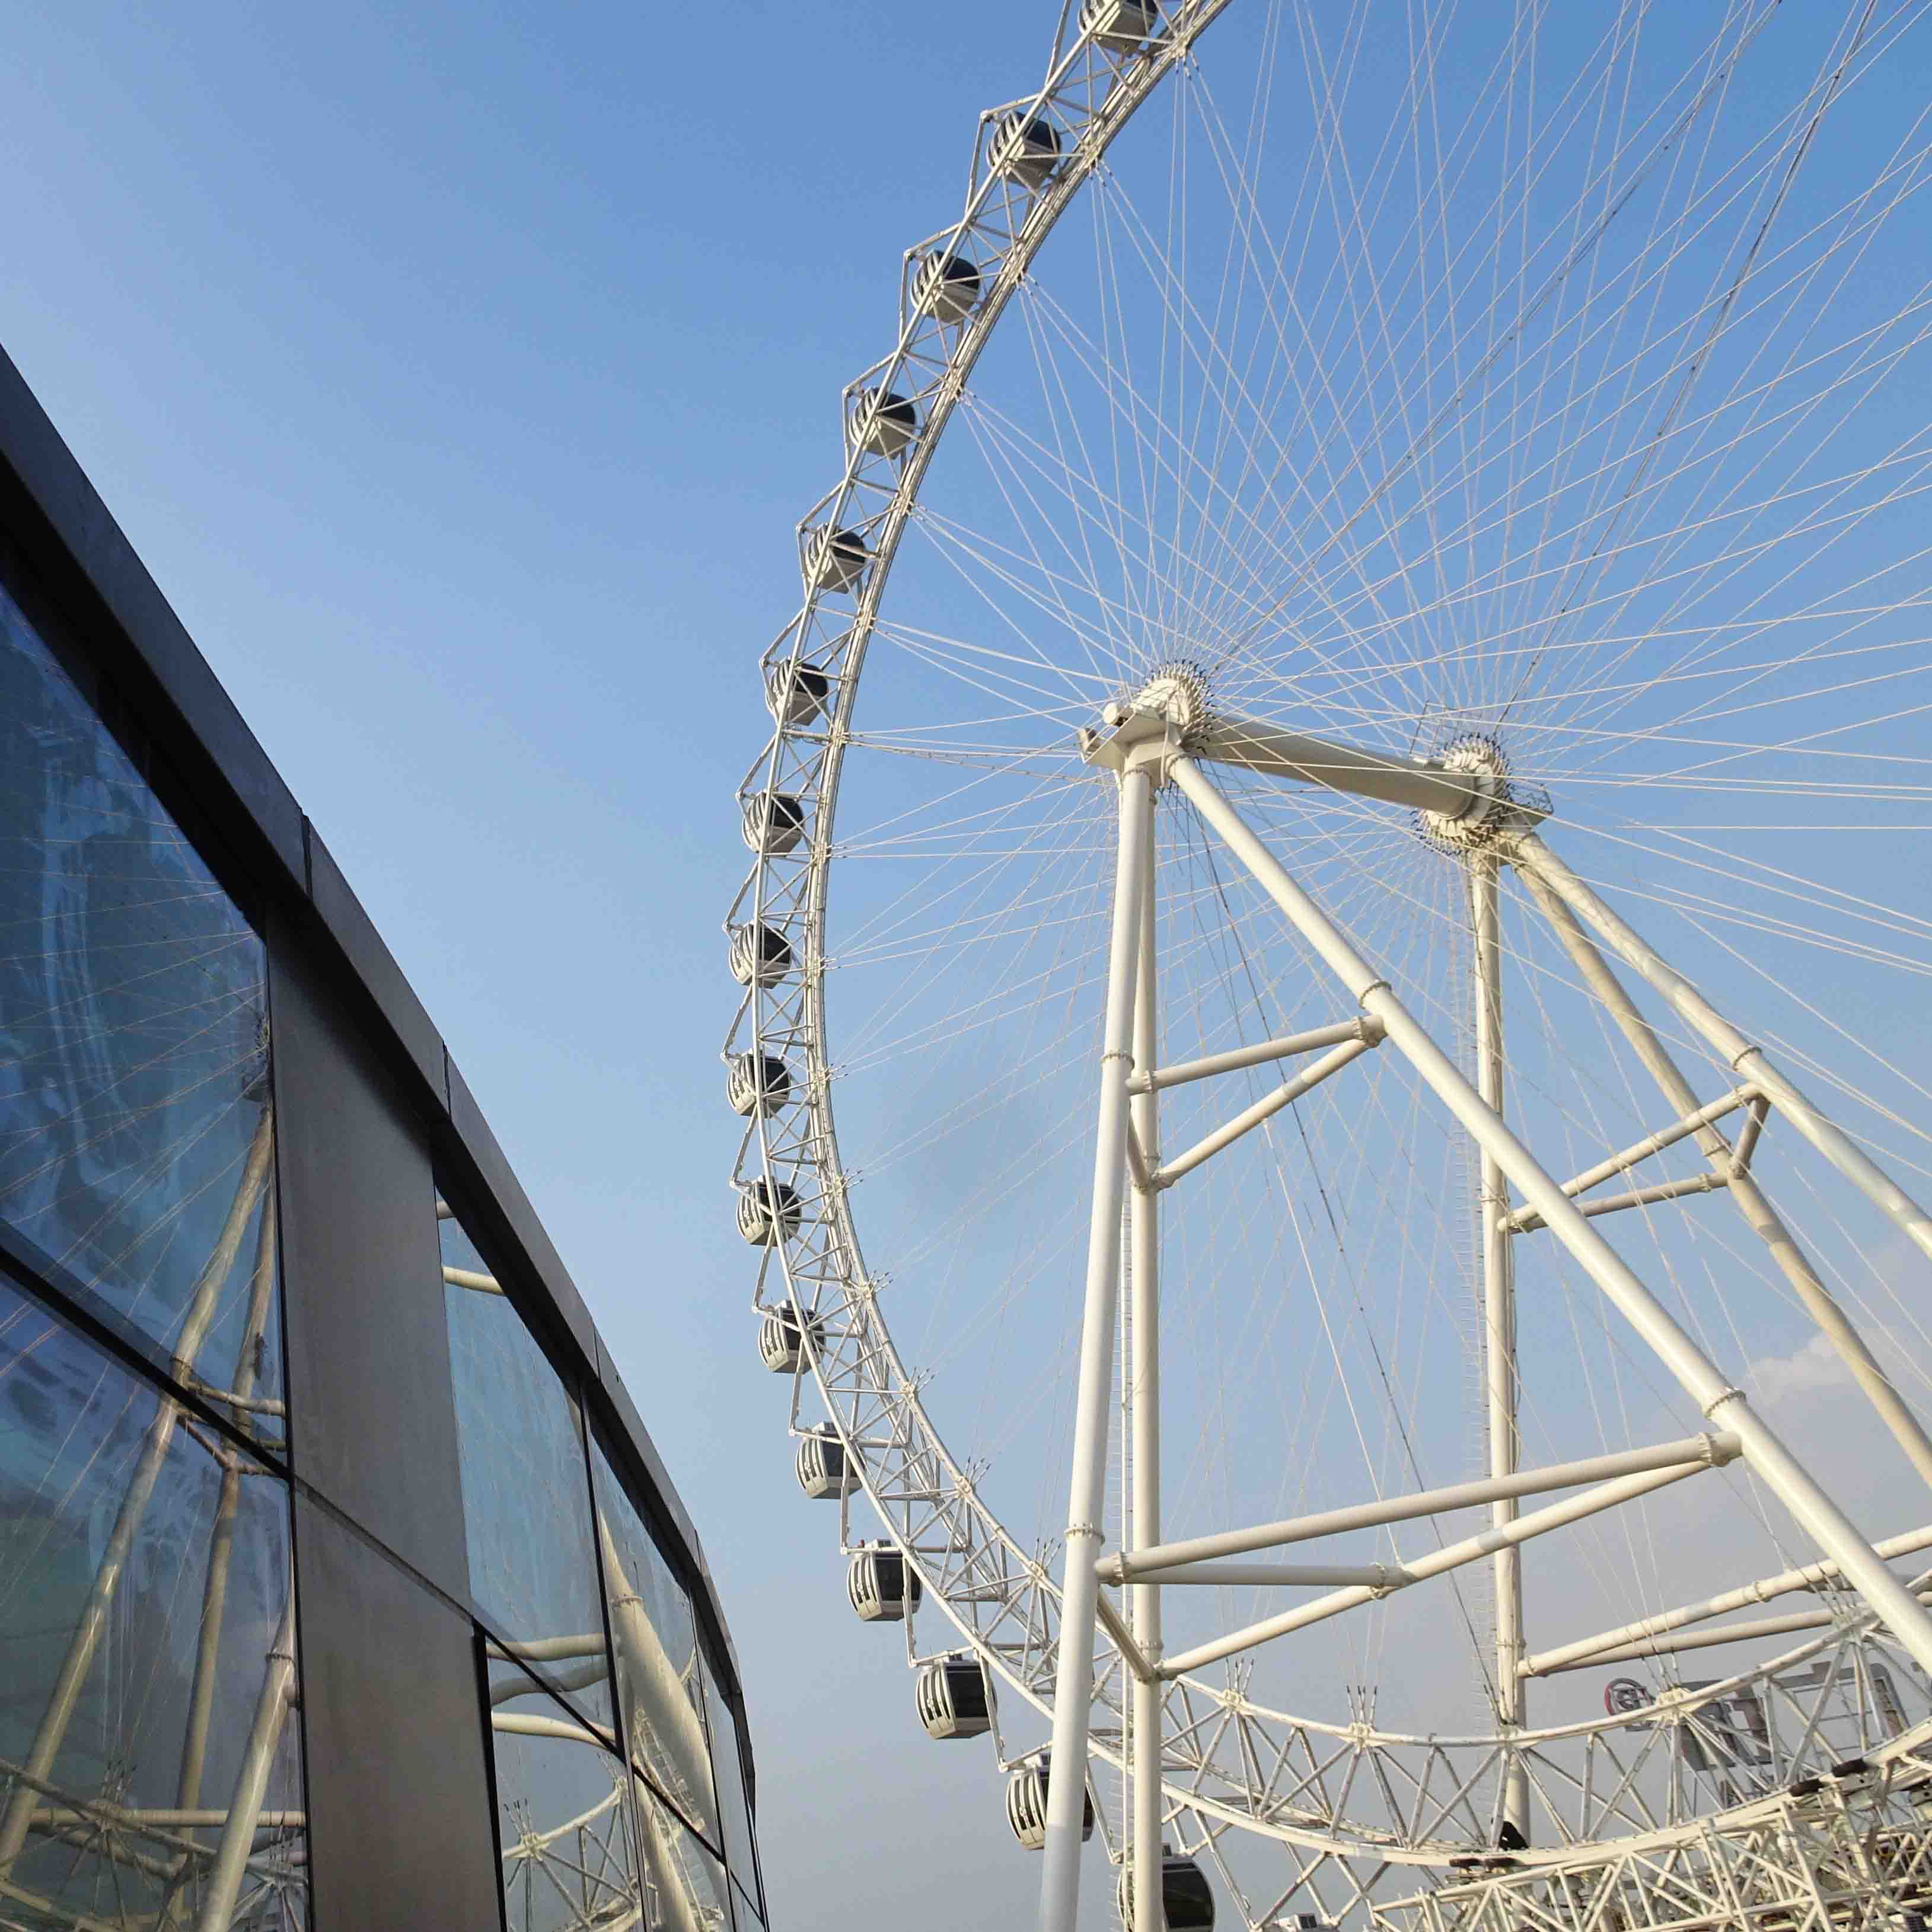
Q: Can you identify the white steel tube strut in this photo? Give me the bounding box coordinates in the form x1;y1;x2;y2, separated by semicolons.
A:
1522;1517;1932;1676
1129;796;1165;1932
1516;851;1932;1493
1203;713;1496;820
1167;753;1932;1681
1038;763;1153;1932
1469;855;1527;1841
1514;829;1932;1268
1108;1432;1739;1578
1158;1459;1713;1679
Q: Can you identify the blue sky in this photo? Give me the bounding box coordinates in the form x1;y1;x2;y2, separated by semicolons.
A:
11;5;1932;1928
0;3;1077;1924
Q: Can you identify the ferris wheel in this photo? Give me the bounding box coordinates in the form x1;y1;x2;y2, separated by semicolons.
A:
723;3;1932;1927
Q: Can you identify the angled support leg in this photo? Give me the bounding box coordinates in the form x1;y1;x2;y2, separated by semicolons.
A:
1514;829;1932;1267
1516;856;1932;1495
1168;754;1932;1681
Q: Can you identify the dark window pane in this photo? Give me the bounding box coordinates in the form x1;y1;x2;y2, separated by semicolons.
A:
442;1205;603;1654
0;584;280;1431
701;1664;763;1921
487;1666;643;1932
590;1438;720;1850
0;1273;307;1927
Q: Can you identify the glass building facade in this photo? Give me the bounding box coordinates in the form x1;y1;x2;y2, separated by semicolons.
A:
0;347;764;1931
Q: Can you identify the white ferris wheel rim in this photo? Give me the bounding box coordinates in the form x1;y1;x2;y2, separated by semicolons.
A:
725;0;1932;1887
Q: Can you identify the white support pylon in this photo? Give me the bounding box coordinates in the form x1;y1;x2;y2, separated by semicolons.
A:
1515;858;1932;1496
1513;829;1932;1268
1468;855;1527;1842
1130;794;1166;1932
1038;760;1155;1932
1166;752;1932;1683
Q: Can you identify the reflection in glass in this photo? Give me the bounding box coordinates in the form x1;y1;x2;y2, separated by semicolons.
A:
0;1275;306;1928
487;1665;641;1932
700;1664;763;1925
442;1204;603;1653
590;1439;719;1850
636;1790;734;1932
0;585;281;1426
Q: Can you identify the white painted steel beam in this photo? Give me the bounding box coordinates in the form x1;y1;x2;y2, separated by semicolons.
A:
1152;1036;1376;1188
1126;1561;1397;1587
1128;1018;1378;1093
1469;853;1526;1839
1532;1589;1932;1673
1156;1460;1714;1679
1038;764;1154;1932
1105;1433;1740;1580
1515;829;1932;1268
1201;713;1489;818
1521;1519;1932;1676
1168;753;1932;1682
1516;851;1932;1495
1509;1171;1731;1235
1498;1085;1761;1226
1128;793;1165;1932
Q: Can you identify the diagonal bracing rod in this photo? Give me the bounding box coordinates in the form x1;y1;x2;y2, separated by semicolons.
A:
1514;830;1932;1268
1515;849;1932;1494
1107;1433;1739;1577
1167;753;1932;1682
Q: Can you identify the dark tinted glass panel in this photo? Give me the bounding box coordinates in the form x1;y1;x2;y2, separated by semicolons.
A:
0;585;280;1429
487;1665;643;1932
442;1203;603;1657
701;1664;763;1921
590;1437;719;1850
0;1274;306;1926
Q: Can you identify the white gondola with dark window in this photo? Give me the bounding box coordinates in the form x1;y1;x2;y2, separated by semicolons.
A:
727;1052;792;1120
758;1304;824;1374
913;251;981;325
847;1542;923;1622
848;389;918;459
765;659;830;728
729;922;795;989
737;1178;801;1246
1118;1851;1214;1932
1005;1752;1093;1848
916;1653;992;1739
795;1424;860;1500
804;526;869;595
741;792;805;857
1080;0;1159;48
992;111;1061;189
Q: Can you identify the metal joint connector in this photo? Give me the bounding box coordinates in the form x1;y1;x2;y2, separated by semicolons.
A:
1356;1015;1389;1045
1701;1386;1745;1422
1067;1521;1104;1541
1355;978;1391;1008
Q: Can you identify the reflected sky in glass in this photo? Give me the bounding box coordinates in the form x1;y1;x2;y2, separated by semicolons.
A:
443;1202;603;1656
0;586;280;1436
